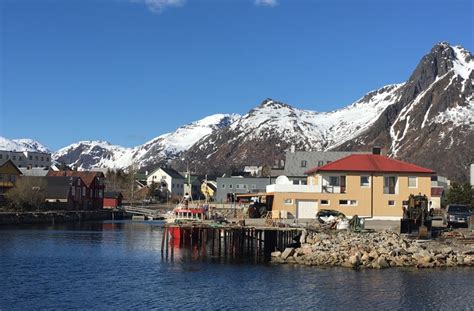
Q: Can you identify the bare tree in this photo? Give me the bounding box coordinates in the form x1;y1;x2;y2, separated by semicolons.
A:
4;177;46;211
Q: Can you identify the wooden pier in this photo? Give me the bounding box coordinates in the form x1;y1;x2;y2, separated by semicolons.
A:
161;223;303;262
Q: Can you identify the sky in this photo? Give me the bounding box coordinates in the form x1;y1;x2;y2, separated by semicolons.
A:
0;0;472;150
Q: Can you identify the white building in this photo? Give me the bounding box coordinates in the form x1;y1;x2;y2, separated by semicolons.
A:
146;167;185;196
0;150;51;168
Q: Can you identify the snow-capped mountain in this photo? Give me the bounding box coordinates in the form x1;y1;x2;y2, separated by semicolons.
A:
52;114;239;170
336;42;473;182
177;42;473;181
0;137;50;153
4;42;472;181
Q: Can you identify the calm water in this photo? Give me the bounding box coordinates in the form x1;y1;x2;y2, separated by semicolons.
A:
1;220;473;310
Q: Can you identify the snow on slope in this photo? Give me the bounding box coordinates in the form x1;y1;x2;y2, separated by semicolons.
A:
52;113;239;170
0;136;50;152
226;84;404;151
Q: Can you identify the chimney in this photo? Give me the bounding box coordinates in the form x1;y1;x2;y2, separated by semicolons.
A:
372;146;382;155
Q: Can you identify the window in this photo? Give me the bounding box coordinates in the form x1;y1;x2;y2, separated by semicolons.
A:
19;157;22;161
252;185;256;189
321;200;329;205
82;187;86;196
384;176;397;194
408;176;417;188
229;184;233;189
301;160;307;168
318;161;324;167
35;156;38;160
41;157;44;161
388;200;396;206
284;199;293;205
47;158;50;162
243;184;247;189
329;176;340;187
222;184;226;189
0;155;2;159
29;156;32;160
13;156;16;160
339;200;357;206
236;184;241;189
360;176;370;187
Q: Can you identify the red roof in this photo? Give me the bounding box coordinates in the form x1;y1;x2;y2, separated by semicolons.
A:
47;171;103;187
304;154;435;175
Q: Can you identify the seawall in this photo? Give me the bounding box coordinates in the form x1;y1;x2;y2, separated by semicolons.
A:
0;210;126;225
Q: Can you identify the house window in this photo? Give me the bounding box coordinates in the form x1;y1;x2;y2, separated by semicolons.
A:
29;156;32;160
360;176;370;187
41;157;44;161
229;184;233;189
35;156;38;160
13;156;16;160
408;176;417;188
252;185;256;189
321;200;329;205
82;187;86;196
222;184;226;189
318;161;324;167
384;176;397;194
329;176;340;187
236;184;241;189
243;184;247;189
47;158;50;162
388;200;396;206
284;199;293;205
19;157;22;161
340;200;357;206
301;160;307;168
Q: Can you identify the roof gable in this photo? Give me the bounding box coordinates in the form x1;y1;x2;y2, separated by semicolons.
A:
47;171;103;187
305;154;435;175
0;160;23;175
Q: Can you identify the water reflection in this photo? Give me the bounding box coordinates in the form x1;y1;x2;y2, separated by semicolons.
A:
0;220;473;310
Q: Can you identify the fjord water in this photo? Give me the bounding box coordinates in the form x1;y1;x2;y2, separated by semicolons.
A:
1;221;473;310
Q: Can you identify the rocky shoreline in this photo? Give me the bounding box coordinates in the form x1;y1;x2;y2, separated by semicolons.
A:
271;230;474;269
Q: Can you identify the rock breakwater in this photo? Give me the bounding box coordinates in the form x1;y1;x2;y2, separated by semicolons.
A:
271;230;474;269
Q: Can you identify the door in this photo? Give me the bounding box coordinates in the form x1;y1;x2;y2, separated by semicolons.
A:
296;200;318;219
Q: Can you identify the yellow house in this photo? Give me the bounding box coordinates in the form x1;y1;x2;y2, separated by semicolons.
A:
267;153;434;220
0;160;23;193
201;180;217;201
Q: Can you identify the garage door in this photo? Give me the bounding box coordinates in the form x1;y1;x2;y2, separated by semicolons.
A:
297;200;318;219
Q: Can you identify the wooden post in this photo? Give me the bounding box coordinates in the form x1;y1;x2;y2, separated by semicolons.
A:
161;226;166;258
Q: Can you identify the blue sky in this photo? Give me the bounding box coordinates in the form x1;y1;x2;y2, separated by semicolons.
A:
1;0;472;150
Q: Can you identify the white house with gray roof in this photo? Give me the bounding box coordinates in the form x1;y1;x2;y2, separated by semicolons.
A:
146;167;185;196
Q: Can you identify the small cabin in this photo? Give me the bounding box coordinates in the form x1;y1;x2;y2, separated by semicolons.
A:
103;192;123;209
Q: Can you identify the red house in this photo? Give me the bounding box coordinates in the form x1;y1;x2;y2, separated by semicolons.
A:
103;192;123;209
47;171;105;209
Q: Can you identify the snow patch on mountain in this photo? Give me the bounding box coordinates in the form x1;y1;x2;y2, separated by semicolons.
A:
226;84;403;151
52;113;240;170
0;136;50;153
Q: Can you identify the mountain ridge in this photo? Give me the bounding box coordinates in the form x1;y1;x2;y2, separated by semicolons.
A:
1;42;472;182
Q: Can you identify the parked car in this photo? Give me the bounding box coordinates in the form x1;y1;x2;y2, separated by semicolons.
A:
446;204;472;227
